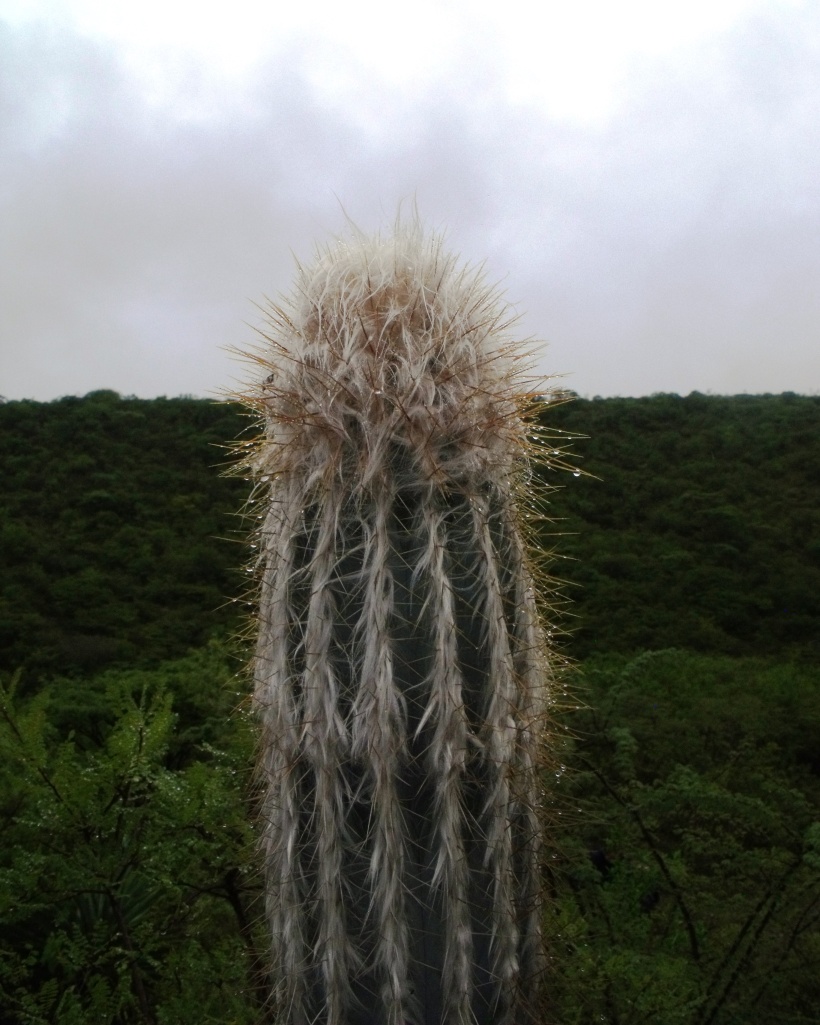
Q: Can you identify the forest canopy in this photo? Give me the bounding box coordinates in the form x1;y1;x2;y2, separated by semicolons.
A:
0;391;817;1024
1;390;818;685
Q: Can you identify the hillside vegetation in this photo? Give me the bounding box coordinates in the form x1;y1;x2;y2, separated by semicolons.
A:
544;392;820;658
0;391;818;1024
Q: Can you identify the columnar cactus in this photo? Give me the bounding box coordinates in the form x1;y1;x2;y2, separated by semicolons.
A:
238;224;560;1025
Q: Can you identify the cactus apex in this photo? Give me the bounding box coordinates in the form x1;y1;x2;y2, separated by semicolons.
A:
241;221;557;493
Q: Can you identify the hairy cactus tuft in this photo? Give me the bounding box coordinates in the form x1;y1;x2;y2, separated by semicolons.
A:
234;222;568;1025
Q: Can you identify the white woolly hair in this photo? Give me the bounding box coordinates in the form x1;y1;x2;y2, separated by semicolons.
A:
234;222;567;1025
249;223;538;491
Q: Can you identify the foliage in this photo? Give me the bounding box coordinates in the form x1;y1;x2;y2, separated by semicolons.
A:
541;392;820;659
1;391;819;684
0;642;269;1025
545;650;820;1025
0;392;249;684
3;648;816;1023
1;390;819;1021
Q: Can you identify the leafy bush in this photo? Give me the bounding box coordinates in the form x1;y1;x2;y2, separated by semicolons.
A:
546;650;820;1025
0;643;268;1025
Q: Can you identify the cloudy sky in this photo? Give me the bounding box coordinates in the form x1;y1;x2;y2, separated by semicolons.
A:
1;0;818;401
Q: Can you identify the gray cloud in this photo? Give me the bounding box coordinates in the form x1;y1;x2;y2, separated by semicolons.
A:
1;6;819;401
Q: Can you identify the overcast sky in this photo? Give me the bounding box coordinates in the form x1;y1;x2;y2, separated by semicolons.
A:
1;0;818;401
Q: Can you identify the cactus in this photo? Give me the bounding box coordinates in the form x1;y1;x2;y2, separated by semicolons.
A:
236;223;562;1025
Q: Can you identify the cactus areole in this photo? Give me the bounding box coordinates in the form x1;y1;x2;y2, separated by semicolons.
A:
239;224;561;1025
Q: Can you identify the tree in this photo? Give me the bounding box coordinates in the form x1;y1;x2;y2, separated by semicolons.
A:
0;645;268;1025
545;650;820;1025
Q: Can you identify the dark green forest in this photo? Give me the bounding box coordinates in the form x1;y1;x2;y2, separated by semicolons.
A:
1;390;818;1023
